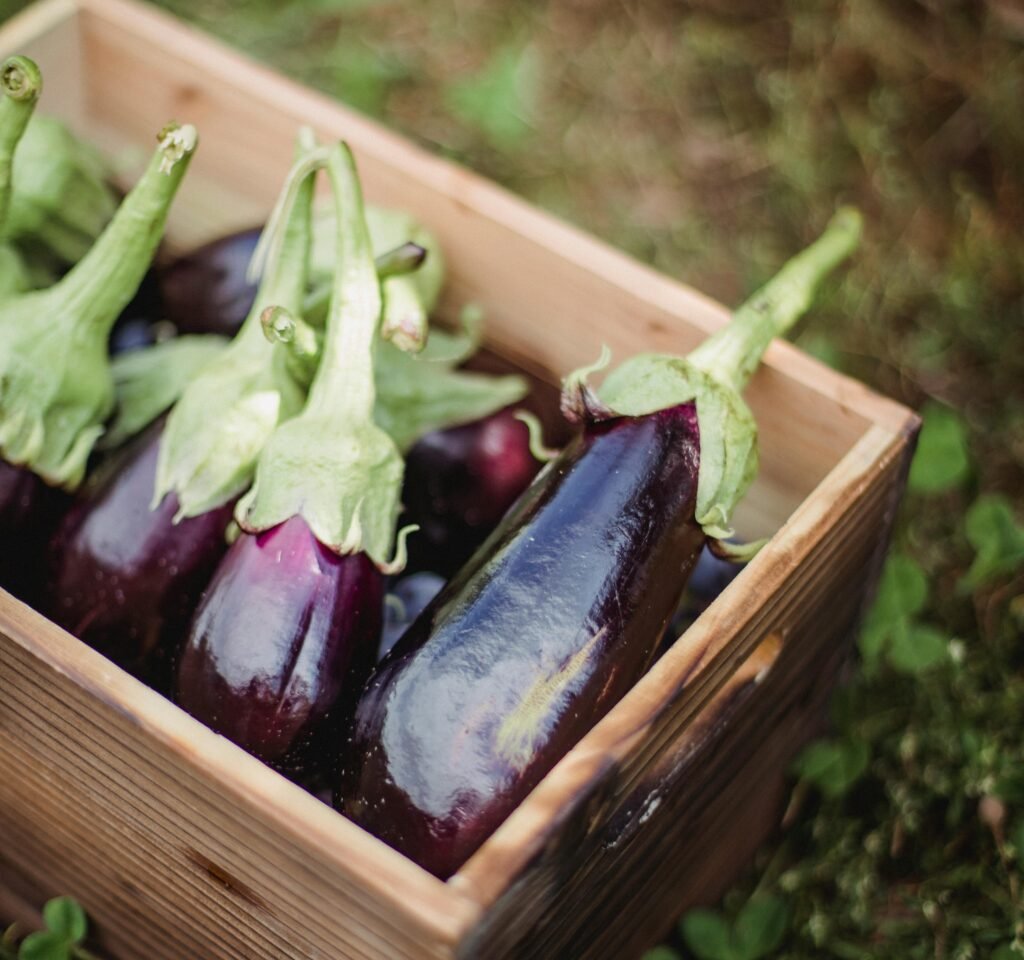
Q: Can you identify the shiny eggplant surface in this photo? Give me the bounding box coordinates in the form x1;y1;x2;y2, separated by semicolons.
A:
0;461;61;601
338;402;704;878
158;227;260;337
379;571;445;661
47;425;234;688
176;517;384;772
403;407;539;576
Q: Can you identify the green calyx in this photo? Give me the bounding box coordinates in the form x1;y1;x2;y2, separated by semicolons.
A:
155;134;316;519
310;203;445;352
563;207;863;540
2;113;118;267
103;334;228;451
237;141;409;571
372;320;528;451
0;121;197;489
262;303;529;453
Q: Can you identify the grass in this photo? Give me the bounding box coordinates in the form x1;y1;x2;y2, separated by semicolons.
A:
1;0;1022;956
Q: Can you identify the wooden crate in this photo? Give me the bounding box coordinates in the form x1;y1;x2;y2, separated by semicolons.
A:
0;1;920;957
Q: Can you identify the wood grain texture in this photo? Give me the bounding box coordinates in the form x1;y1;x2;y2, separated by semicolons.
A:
0;2;920;958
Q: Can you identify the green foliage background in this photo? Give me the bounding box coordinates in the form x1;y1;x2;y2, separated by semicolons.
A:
1;0;1021;957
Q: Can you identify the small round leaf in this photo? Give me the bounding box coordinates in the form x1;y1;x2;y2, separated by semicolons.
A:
681;909;735;960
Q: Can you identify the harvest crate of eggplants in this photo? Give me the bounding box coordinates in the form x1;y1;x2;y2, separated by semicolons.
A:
0;3;921;959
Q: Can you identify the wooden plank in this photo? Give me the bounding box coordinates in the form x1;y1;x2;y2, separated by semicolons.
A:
0;596;477;959
0;0;84;126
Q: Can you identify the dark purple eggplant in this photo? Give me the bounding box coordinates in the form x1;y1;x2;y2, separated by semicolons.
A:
44;134;315;686
47;423;234;689
176;516;383;770
336;208;863;878
662;543;746;650
380;571;445;660
0;460;66;603
403;407;540;576
158;227;260;338
177;142;410;775
341;403;703;876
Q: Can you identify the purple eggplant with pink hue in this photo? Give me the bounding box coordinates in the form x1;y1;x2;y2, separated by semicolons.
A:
176;142;414;771
48;423;234;688
0;56;197;597
337;208;863;878
158;227;261;338
403;406;540;576
177;517;383;769
45;134;314;682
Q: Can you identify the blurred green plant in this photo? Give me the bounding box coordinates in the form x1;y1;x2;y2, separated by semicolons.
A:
1;898;98;960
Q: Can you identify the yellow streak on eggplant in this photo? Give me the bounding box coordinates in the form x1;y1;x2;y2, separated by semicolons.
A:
494;626;607;771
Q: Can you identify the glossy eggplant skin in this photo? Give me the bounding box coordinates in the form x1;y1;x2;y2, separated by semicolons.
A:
403;407;539;576
337;402;705;878
158;228;260;338
47;424;234;688
176;517;384;775
0;461;65;603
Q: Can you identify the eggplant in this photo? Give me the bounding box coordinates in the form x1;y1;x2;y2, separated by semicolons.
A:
662;543;746;650
380;571;445;660
336;208;864;878
0;460;64;603
47;423;234;688
340;403;702;876
177;142;411;771
403;406;539;576
0;120;197;492
46;135;316;682
176;516;383;770
158;227;260;338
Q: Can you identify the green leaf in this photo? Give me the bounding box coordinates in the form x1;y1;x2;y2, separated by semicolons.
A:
907;403;970;494
1011;820;1024;860
103;335;228;450
17;931;70;960
856;617;888;670
991;947;1018;960
960;494;1024;589
794;738;870;799
41;899;86;944
642;948;683;960
681;909;735;960
594;353;758;540
868;553;928;626
887;622;948;674
446;45;540;151
733;896;789;959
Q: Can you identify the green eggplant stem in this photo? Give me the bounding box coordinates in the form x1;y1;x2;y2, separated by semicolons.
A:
0;56;42;228
0;121;197;488
376;241;427;279
261;304;319;384
688;206;863;393
236;140;409;569
153;130;316;519
307;144;383;423
55;123;198;340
